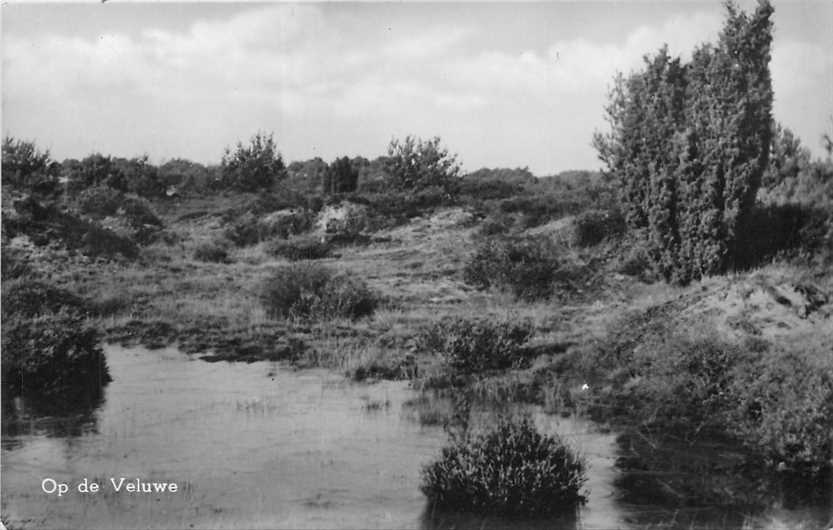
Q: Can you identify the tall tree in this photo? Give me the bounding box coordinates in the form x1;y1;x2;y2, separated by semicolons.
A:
594;0;774;283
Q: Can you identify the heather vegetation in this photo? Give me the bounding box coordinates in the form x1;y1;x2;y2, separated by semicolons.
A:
2;0;832;519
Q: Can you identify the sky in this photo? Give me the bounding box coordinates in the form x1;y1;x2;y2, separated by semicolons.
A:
2;1;832;176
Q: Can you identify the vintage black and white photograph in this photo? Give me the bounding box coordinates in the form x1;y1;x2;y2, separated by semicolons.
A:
1;1;832;529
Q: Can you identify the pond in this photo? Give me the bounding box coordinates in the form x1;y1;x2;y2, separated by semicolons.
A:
2;345;830;529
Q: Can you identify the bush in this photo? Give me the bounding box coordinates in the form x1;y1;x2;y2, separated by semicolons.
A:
266;237;331;261
385;135;461;192
593;2;774;283
738;203;832;268
260;264;377;320
75;185;124;217
580;318;833;477
421;417;587;515
2;137;56;191
418;317;533;374
6;196;139;259
1;312;111;402
221;131;286;191
119;197;162;228
323;156;359;194
570;209;625;247
193;240;230;263
2;279;90;319
463;236;560;301
1;248;33;281
225;210;315;247
729;347;833;475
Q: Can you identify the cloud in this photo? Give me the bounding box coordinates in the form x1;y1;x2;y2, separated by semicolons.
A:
3;4;831;173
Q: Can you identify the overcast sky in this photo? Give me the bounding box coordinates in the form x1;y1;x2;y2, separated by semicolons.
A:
3;1;831;175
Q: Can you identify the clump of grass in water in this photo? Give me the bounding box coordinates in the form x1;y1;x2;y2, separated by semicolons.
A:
421;416;587;516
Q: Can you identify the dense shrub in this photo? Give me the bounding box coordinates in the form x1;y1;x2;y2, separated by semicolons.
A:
594;2;775;283
5;196;139;259
1;312;111;402
418;317;534;374
739;203;832;268
221;131;286;191
421;417;587;515
224;209;315;247
477;212;515;237
323;156;359;194
570;209;625;247
260;264;377;320
75;185;123;217
729;347;833;475
2;279;90;319
119;197;162;228
463;236;560;301
2;137;57;192
193;239;230;263
579;317;833;476
385;136;461;192
266;237;331;261
1;248;33;281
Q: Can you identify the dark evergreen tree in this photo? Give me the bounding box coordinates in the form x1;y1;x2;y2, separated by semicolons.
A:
594;0;774;283
323;156;359;194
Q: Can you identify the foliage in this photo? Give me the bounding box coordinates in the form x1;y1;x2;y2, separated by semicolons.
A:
421;417;587;515
579;313;833;476
384;136;461;192
463;236;561;301
1;248;33;281
62;154;165;197
221;131;286;191
729;346;833;475
260;264;377;320
224;209;315;247
5;196;139;259
75;185;124;217
418;317;534;374
1;279;90;319
570;209;625;247
193;239;230;263
739;203;832;268
286;157;328;194
1;311;111;401
323;156;359;194
458;167;535;201
266;237;332;261
158;158;217;192
593;1;775;283
2;137;57;192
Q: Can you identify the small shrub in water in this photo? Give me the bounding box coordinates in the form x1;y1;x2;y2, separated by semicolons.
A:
421;417;587;515
418;317;533;374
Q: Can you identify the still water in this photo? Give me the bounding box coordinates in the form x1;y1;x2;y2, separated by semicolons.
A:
2;345;830;529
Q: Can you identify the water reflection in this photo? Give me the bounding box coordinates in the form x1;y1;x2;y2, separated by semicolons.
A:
1;390;102;450
420;506;578;530
2;345;831;530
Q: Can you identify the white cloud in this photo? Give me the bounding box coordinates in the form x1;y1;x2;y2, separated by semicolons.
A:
3;5;831;173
